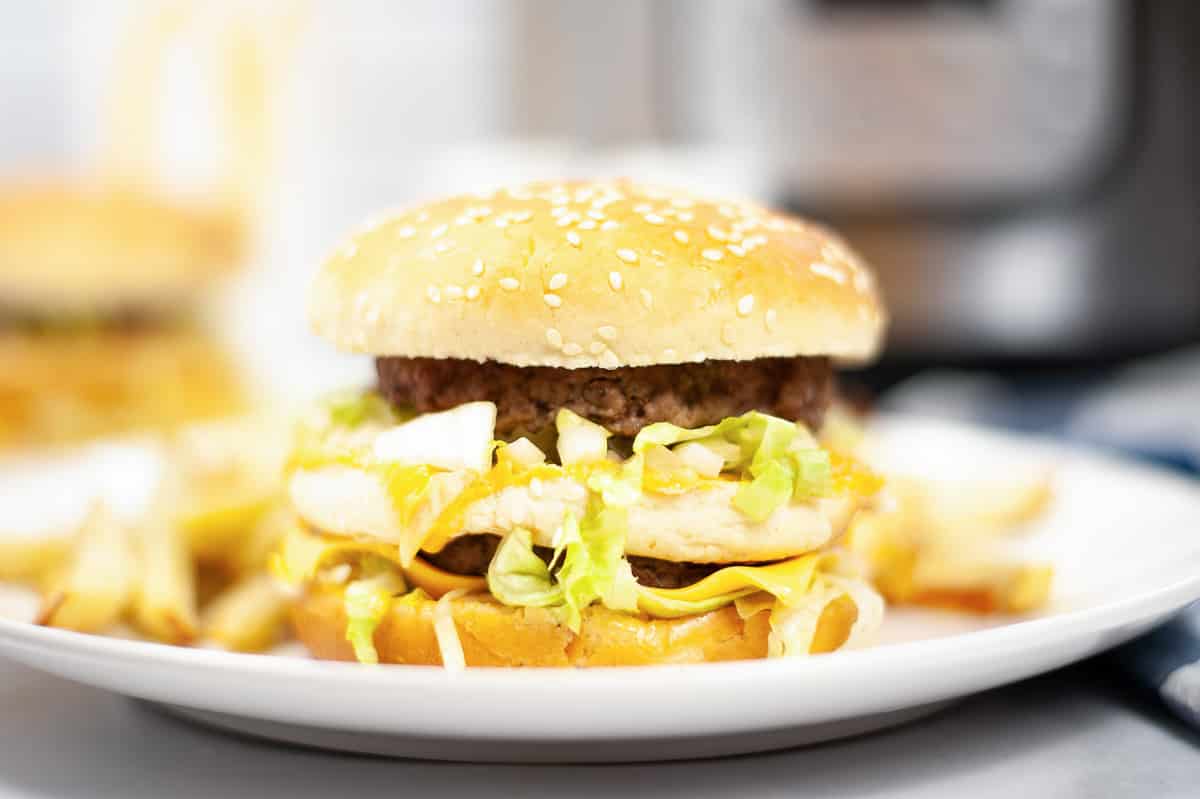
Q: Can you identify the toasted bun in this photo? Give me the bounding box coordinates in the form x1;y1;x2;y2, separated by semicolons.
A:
310;179;885;368
0;327;244;448
292;584;857;667
0;183;243;315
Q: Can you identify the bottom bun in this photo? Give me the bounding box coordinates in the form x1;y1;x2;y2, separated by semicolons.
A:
292;585;857;667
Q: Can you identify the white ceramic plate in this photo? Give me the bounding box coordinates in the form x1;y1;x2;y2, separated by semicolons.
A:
1;416;1198;762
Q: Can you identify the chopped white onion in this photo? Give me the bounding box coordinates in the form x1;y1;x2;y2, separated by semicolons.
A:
373;402;497;473
673;442;725;477
505;437;546;468
555;410;610;465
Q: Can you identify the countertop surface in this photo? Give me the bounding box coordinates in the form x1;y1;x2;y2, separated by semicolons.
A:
1;655;1195;799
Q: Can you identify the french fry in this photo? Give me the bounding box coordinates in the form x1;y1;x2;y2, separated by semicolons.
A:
846;471;1055;615
201;574;291;652
0;535;74;588
890;475;1053;539
229;501;289;576
38;506;138;633
172;413;288;565
131;505;198;645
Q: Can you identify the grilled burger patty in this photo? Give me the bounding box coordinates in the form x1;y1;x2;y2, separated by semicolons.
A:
376;356;834;438
423;534;740;590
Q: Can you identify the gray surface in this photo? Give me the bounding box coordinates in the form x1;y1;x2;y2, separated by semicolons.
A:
0;657;1195;798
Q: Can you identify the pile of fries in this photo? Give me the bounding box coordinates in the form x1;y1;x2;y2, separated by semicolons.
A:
2;415;295;652
845;473;1055;614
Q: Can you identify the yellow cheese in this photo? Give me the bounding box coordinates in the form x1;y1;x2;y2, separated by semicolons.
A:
641;553;830;607
275;522;487;598
278;522;839;618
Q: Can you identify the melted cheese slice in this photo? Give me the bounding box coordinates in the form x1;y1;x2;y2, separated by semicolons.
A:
275;521;487;598
277;523;844;616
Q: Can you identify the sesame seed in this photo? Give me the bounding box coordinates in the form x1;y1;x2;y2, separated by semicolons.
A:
550;206;568;218
472;258;485;276
466;285;481;300
718;205;736;218
499;277;520;291
737;294;755;316
677;211;694;222
608;271;624;290
692;351;707;363
640;288;654;309
578;219;597;230
495;218;510;228
431;224;448;238
556;212;580;228
397;225;416;239
596;325;617;341
562;343;583;356
566;231;581;247
601;220;620;231
633;203;652;213
644;213;665;225
433;240;452;253
548;272;568;290
765;309;778;332
600;350;620;370
673;230;690;244
721;322;736;346
511;209;533;223
702;248;724;262
426;286;441;303
616;248;638;264
589;341;606;355
728;244;746;257
546;328;564;348
587;209;605;220
445;285;464;300
543;293;562;308
707;225;729;242
454;215;471;226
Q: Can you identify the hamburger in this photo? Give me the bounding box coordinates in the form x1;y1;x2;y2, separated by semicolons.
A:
279;179;888;667
0;183;245;448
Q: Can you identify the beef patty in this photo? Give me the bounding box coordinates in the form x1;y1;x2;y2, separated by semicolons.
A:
376;356;833;438
424;534;739;590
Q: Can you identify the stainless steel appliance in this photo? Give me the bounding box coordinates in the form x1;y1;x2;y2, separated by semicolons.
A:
512;0;1200;362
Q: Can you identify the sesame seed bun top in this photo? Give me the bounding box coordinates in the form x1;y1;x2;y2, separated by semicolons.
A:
310;179;886;368
0;183;244;316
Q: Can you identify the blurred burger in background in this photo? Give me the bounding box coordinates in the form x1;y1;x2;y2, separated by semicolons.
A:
278;179;889;668
0;183;245;448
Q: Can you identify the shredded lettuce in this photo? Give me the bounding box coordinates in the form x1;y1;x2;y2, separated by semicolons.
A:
487;528;563;608
791;447;832;498
554;508;638;631
585;454;644;508
324;389;401;429
488;509;637;633
433;589;470;672
635;410;832;521
342;567;407;664
733;459;796;521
